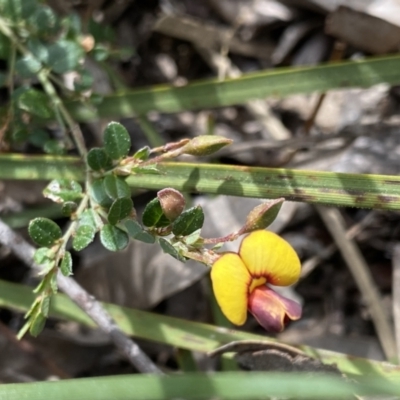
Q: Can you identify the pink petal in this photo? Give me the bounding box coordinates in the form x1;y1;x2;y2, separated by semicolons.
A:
248;285;302;332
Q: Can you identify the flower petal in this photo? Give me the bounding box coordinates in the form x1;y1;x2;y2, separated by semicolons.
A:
239;230;301;286
211;253;251;325
248;285;302;332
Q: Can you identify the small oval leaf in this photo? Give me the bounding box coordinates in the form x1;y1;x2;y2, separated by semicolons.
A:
79;209;103;231
103;122;131;160
62;201;78;216
90;178;112;207
15;55;42;78
28;217;62;247
72;224;96;251
33;247;54;264
103;174;130;199
108;197;133;225
142;198;170;228
87;147;113;171
60;251;73;276
29;313;46;337
133;146;150;161
159;238;186;262
124;220;155;244
18;88;54;119
40;296;51;317
47;40;84;74
43;179;82;203
100;224;129;252
172;206;204;236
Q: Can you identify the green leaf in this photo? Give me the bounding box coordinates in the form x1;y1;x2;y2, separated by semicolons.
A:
124;220;155;244
108;197;133;225
66;55;400;120
0;0;37;22
28;5;59;37
103;174;130;199
29;313;46;337
60;251;73;276
159;238;186;262
79;209;102;231
40;296;51;317
142;198;170;228
28;217;62;247
72;225;96;251
43;139;65;155
133;146;150;161
183;229;203;247
91;44;109;62
73;68;94;92
61;201;78;216
103;122;131;160
100;224;129;252
33;247;54;264
172;206;204;236
86;147;113;171
89;178;112;207
64;13;82;36
18;89;53;119
15;55;42;78
43;179;82;204
47;40;84;74
28;128;50;147
26;38;48;63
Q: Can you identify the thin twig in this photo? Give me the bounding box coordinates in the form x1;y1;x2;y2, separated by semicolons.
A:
392;244;400;361
301;211;375;278
0;218;162;374
316;206;397;361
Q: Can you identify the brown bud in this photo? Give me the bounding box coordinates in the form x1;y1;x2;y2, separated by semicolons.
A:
157;188;186;221
80;35;95;52
181;135;232;156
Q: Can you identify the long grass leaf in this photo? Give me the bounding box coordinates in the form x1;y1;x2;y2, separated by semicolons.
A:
66;56;400;120
1;155;400;209
2;372;400;400
0;279;398;379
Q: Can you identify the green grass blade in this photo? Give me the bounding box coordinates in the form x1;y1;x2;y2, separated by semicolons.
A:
0;154;83;181
128;162;400;210
2;372;400;400
0;279;398;379
66;56;400;120
1;155;400;210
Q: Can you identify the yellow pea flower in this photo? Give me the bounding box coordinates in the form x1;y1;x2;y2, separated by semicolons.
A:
211;230;302;332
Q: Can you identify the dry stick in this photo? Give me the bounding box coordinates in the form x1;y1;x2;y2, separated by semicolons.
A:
392;244;400;361
301;211;375;278
0;218;162;374
316;207;397;361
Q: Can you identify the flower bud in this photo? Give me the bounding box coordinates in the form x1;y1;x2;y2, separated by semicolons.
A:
157;188;186;221
181;135;232;156
239;198;284;235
